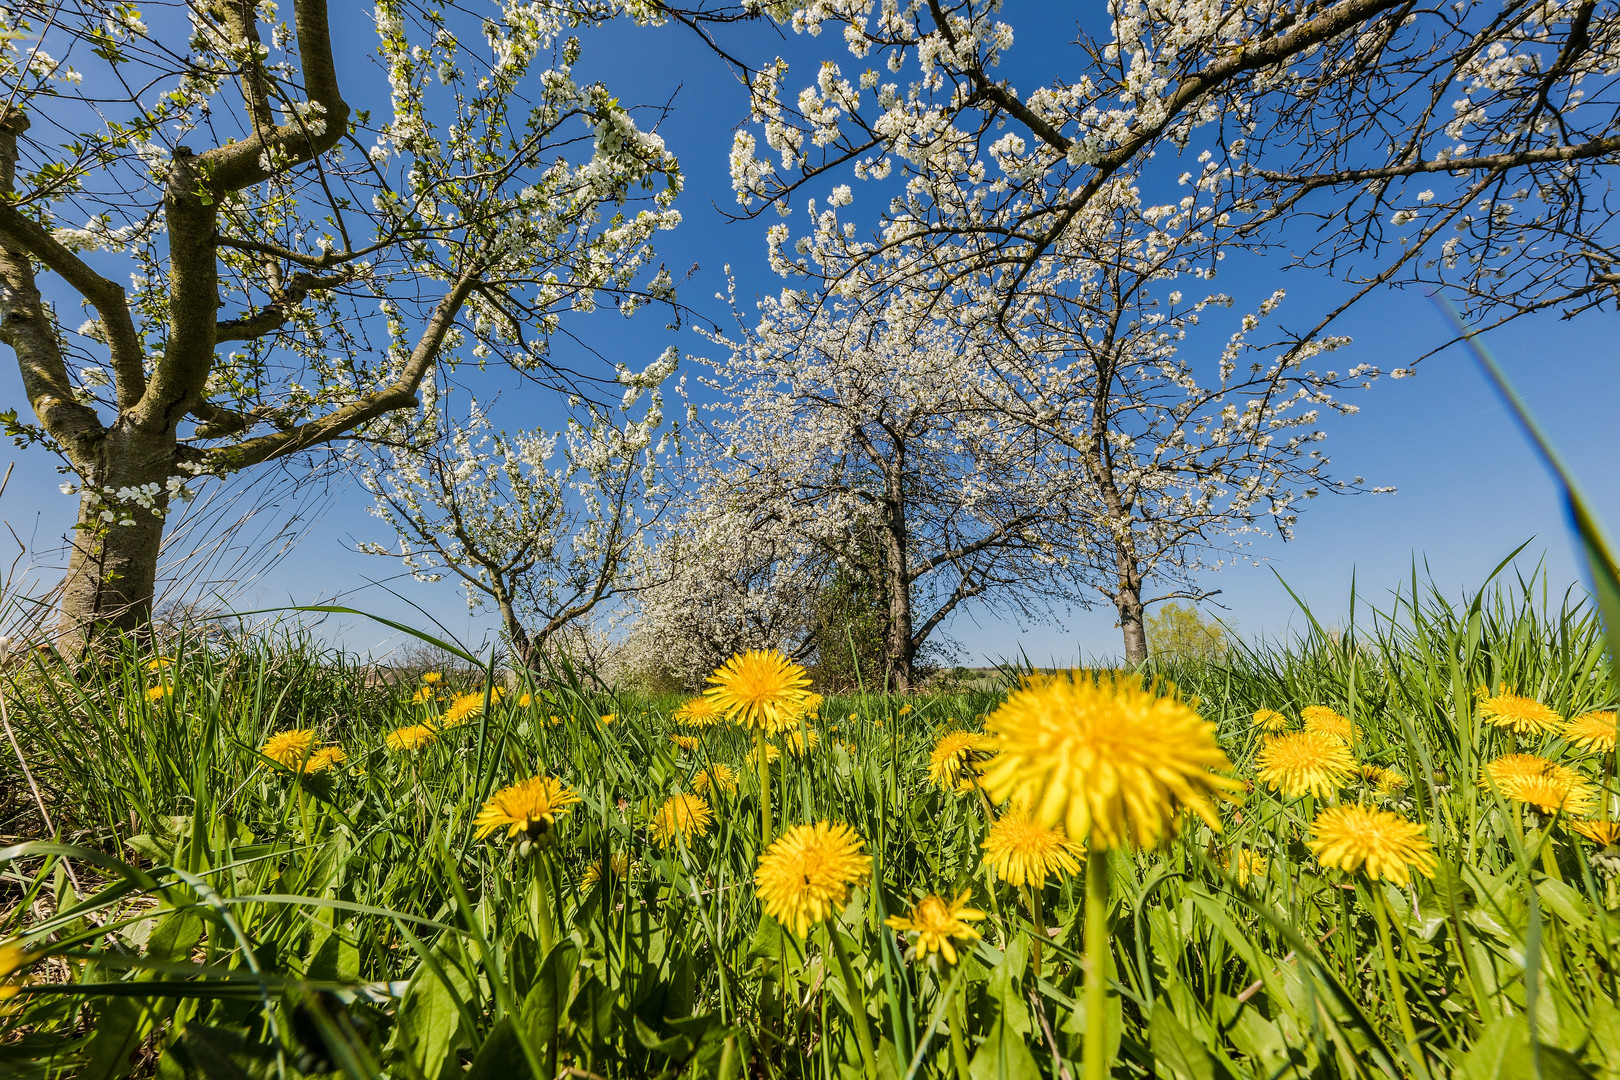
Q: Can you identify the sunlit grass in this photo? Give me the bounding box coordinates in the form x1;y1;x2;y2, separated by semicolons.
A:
1;569;1617;1079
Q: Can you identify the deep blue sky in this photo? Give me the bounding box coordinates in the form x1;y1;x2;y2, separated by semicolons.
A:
4;5;1617;662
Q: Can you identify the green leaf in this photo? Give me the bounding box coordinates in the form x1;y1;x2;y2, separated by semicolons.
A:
398;960;467;1080
968;1016;1041;1080
76;997;149;1080
465;1017;533;1080
1150;1008;1218;1080
1459;1017;1593;1080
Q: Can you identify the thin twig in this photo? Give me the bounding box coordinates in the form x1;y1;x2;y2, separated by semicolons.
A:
1028;990;1076;1080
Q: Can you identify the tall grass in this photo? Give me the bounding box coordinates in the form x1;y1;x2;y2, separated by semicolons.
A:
2;569;1617;1079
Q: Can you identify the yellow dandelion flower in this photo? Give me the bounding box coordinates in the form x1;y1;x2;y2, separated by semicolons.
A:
1378;768;1408;793
671;734;702;751
693;764;739;795
1254;731;1356;799
884;892;984;965
411;686;435;704
386;724;439;752
761;744;781;765
1301;706;1360;744
145;685;172;702
582;853;631;888
981;802;1085;888
848;712;858;722
1498;772;1597;817
473;775;581;841
0;941;30;1003
145;656;173;672
1563;710;1617;754
518;693;533;708
978;671;1241;850
439;690;489;729
1478;692;1563;735
549;714;564;726
1307;804;1437;885
1226;848;1269;887
704;650;813;735
673;696;725;728
927;731;996;793
421;672;443;684
261;729;316;770
1480;753;1595;814
652;793;714;845
798;692;825;719
1252;709;1290;733
303;746;348;775
779;728;820;756
1568;819;1620;846
755;821;871;936
598;713;616;728
898;704;913;716
1357;763;1385;784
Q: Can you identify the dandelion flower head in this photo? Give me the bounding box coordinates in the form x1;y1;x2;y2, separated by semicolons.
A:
673;695;724;729
884;892;984;965
438;690;489;729
1308;804;1437;885
652;793;714;845
0;941;29;1003
1568;819;1620;846
421;672;442;685
262;729;316;770
927;731;996;793
1254;731;1356;799
1481;753;1595;815
780;728;820;756
694;763;739;795
1479;692;1563;735
411;686;435;704
979;672;1240;849
1563;710;1617;754
754;821;871;937
146;685;172;702
1252;709;1290;734
671;734;702;751
1227;848;1268;887
386;723;439;752
474;775;581;841
1301;706;1360;744
981;801;1084;888
303;746;348;774
582;853;631;888
704;650;813;735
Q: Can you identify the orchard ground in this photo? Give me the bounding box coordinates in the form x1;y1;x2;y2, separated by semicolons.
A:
1;570;1618;1080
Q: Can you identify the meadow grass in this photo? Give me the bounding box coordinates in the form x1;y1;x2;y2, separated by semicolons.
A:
2;569;1619;1080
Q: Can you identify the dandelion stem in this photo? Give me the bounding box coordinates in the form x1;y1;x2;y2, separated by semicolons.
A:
1371;885;1421;1060
829;921;879;1080
1083;848;1110;1080
756;729;772;847
948;972;972;1080
1026;884;1044;979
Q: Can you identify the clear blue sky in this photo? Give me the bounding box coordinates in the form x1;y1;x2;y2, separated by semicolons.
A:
4;5;1617;662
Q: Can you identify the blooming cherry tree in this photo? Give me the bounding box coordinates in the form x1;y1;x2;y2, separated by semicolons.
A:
677;275;1091;689
725;0;1620;336
0;1;682;648
360;349;679;671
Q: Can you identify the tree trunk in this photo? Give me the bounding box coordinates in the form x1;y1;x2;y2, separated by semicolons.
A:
496;592;540;672
879;461;914;692
55;422;177;652
1116;586;1148;666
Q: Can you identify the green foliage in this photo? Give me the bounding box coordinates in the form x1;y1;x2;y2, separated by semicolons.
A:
1145;603;1229;662
2;567;1619;1079
808;540;889;692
